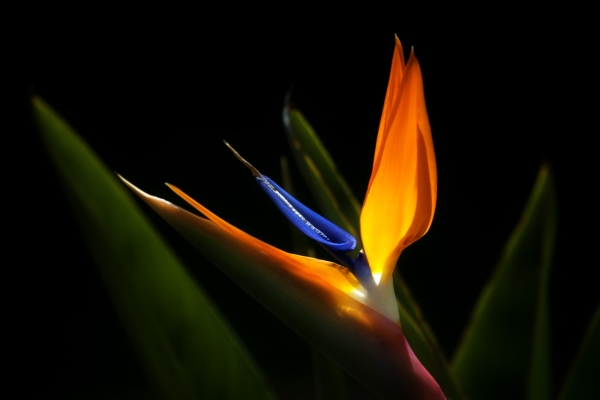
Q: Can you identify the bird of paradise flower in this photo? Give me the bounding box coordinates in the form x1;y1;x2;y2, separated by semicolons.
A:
119;36;445;399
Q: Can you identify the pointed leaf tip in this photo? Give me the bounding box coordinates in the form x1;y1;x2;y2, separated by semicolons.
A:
33;96;274;399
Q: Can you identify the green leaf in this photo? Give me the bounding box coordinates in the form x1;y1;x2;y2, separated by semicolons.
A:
452;164;557;400
558;303;600;400
32;95;274;400
283;103;461;399
282;103;361;250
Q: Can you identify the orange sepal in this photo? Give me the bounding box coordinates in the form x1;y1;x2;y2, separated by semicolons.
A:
360;39;437;286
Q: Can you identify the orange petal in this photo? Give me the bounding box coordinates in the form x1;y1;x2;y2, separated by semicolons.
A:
360;41;437;286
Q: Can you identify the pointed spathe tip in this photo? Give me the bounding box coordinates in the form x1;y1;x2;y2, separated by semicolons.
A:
117;173;175;208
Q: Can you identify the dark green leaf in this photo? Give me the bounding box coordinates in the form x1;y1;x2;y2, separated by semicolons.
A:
33;95;274;400
452;164;557;400
558;303;600;400
283;104;361;250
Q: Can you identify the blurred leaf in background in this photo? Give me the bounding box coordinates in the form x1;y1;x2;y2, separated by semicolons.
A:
558;304;600;400
452;164;556;400
33;95;275;400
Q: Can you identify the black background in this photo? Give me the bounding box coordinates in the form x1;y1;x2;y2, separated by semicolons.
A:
16;5;596;399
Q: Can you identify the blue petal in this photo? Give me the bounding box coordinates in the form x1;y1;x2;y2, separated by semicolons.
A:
257;176;356;253
354;251;375;289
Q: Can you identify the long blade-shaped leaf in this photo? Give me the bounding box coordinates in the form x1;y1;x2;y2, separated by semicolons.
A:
526;165;557;400
452;164;557;400
558;303;600;400
283;103;361;247
32;96;274;400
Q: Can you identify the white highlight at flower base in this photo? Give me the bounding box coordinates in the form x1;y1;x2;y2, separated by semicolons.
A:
372;272;382;285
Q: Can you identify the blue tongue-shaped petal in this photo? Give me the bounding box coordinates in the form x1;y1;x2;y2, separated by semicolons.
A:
256;176;356;252
224;141;356;256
